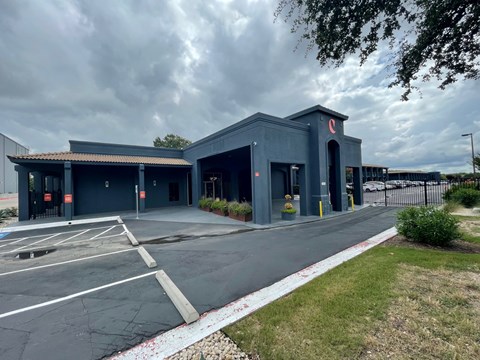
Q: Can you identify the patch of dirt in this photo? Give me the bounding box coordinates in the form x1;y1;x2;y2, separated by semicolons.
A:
360;265;480;359
383;235;480;254
459;218;480;236
451;207;480;216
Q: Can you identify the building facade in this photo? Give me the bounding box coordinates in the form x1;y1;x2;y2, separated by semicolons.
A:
1;133;29;193
9;105;364;224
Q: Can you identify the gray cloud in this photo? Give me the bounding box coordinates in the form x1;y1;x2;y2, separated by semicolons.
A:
0;0;478;173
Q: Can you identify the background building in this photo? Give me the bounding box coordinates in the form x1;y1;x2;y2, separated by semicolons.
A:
1;133;28;193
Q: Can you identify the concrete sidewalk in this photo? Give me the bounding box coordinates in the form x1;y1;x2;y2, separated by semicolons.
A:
4;204;372;242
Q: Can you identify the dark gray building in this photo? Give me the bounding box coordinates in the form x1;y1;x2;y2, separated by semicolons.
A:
8;105;364;224
388;170;441;182
1;133;29;194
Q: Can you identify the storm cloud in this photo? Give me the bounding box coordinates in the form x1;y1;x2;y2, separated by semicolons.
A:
1;0;478;173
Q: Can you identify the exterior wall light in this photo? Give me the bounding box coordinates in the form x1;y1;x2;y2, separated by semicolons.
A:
153;180;157;186
105;180;109;188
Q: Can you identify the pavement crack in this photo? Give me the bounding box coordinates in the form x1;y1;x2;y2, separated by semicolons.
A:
81;298;94;360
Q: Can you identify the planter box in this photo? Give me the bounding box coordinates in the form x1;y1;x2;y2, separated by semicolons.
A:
199;207;212;212
229;213;252;222
281;212;296;221
212;209;228;216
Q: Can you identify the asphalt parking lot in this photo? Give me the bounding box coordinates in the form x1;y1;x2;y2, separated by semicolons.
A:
0;207;398;360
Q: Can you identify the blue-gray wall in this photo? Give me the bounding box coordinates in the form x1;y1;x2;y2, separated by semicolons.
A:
73;164;137;215
145;167;189;208
184;113;311;224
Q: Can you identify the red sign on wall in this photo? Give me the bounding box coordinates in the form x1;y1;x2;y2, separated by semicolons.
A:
44;193;52;202
139;191;146;199
64;194;73;204
328;118;336;134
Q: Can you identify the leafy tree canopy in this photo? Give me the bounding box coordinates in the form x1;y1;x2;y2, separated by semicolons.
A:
153;134;192;149
276;0;480;100
474;153;480;172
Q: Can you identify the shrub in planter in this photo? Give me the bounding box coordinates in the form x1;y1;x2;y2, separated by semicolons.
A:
451;188;480;208
198;197;213;211
210;199;228;216
396;206;459;246
228;201;252;221
281;194;297;220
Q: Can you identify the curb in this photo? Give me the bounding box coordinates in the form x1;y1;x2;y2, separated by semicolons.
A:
110;226;397;360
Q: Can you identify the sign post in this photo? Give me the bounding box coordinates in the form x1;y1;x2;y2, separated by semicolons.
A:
135;185;139;219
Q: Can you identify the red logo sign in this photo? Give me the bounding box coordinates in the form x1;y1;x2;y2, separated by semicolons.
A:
44;193;52;202
64;194;73;204
139;191;146;199
255;172;260;177
328;118;336;134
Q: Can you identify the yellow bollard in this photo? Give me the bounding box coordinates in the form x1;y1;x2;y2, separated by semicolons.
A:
350;196;355;211
319;201;323;218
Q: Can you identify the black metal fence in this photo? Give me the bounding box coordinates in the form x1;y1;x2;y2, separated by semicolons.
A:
29;189;62;219
362;180;480;207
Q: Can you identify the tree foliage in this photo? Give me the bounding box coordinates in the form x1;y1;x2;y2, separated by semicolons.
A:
276;0;480;100
474;153;480;172
153;134;192;149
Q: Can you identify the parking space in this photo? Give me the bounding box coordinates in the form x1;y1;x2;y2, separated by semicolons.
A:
0;222;127;256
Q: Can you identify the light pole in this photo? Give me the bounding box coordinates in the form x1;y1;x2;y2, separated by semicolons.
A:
461;133;476;179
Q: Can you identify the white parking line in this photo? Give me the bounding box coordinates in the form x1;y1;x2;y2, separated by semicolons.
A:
9;233;61;253
0;248;137;277
0;224;121;243
2;233;129;254
0;271;157;319
90;226;116;240
0;237;27;249
54;229;91;246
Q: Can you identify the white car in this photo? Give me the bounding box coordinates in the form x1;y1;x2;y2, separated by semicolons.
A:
365;181;386;191
363;183;378;192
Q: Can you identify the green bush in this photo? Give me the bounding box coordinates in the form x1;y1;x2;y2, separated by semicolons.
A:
210;199;228;213
451;188;480;208
396;206;459;246
443;183;479;201
0;209;7;222
198;197;213;209
228;201;252;215
237;202;252;215
4;207;18;217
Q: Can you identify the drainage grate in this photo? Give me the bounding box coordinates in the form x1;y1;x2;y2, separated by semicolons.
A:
16;249;57;259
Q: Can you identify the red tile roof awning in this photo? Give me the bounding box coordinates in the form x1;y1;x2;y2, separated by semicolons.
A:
9;151;191;166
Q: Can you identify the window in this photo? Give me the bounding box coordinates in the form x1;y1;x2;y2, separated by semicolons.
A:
169;182;179;202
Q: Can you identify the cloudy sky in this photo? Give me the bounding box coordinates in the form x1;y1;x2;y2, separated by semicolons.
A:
1;0;478;173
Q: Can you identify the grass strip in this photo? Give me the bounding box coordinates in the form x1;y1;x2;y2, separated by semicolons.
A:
225;245;480;359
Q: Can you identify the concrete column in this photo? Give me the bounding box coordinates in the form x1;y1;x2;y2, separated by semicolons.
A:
353;167;363;205
298;164;308;216
15;165;30;221
139;164;145;212
64;161;73;220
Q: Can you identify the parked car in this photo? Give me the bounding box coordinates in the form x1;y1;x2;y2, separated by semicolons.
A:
365;181;385;191
363;183;377;192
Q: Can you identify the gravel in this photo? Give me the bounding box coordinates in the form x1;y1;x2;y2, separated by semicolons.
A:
166;331;254;360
